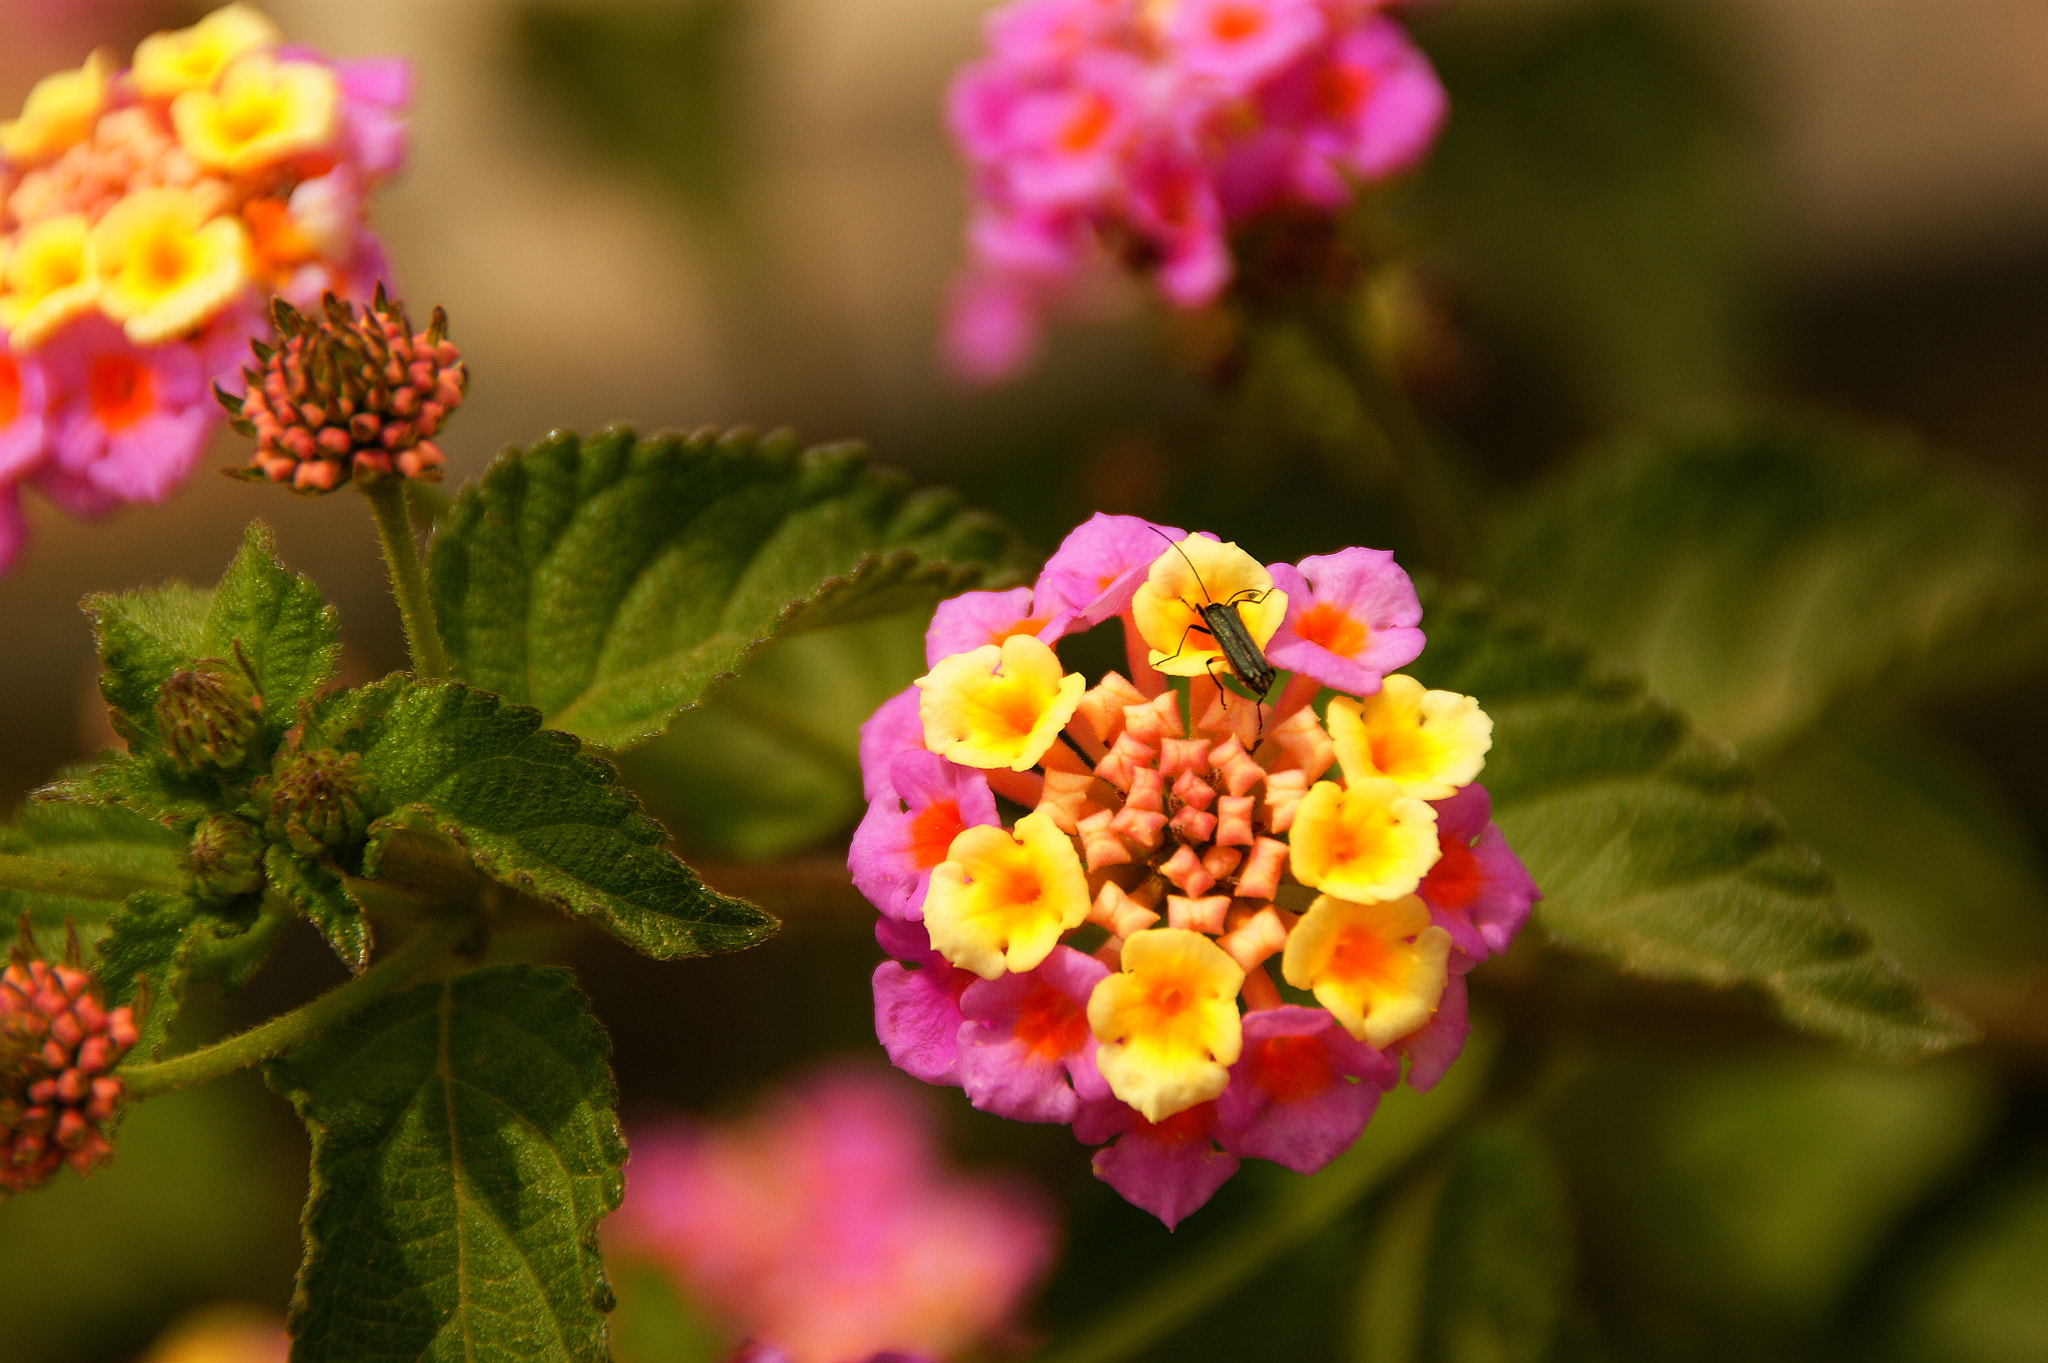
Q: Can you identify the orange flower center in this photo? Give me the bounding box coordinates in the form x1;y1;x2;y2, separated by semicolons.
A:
1058;91;1115;155
1294;601;1368;657
138;229;196;293
993;615;1051;646
0;354;20;427
1328;925;1398;988
1422;832;1481;912
906;799;966;871
1208;4;1266;43
88;355;155;430
1132;1103;1214;1144
1013;978;1089;1060
1252;1034;1334;1103
1315;63;1375;121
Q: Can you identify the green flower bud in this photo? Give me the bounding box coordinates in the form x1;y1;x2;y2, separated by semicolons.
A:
156;660;261;775
186;813;266;904
261;749;372;859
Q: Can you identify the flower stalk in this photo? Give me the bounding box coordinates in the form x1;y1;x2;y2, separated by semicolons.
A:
363;477;452;681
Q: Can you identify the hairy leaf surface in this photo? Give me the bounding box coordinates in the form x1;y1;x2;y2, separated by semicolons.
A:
328;679;773;957
0;803;186;956
1411;585;1975;1059
268;966;625;1363
426;424;1032;750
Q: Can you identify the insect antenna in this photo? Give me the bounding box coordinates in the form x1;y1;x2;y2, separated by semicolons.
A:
1146;525;1218;606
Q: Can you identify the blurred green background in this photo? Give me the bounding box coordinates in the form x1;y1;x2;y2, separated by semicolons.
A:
3;1;2046;1360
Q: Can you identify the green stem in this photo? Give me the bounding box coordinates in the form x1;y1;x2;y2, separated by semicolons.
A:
0;853;180;903
121;913;470;1098
1297;301;1472;576
362;479;452;681
1032;1031;1496;1363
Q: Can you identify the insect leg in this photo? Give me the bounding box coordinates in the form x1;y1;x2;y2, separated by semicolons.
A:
1154;619;1213;668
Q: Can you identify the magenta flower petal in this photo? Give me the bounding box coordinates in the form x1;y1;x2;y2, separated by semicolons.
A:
1077;1098;1239;1231
926;585;1076;665
1264;547;1424;696
1396;966;1470;1093
0;485;26;575
1034;513;1189;627
873;920;972;1087
957;945;1110;1123
1419;784;1540;960
42;318;214;507
1216;1005;1396;1174
858;687;928;801
942;270;1045;387
0;343;49;483
1166;0;1327;93
850;750;1000;922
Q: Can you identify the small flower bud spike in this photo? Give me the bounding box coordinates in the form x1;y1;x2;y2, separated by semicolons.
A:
0;915;137;1197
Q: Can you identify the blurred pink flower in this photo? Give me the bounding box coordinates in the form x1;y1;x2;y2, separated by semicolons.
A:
608;1068;1057;1363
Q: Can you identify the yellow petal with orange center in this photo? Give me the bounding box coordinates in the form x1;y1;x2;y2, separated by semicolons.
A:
172;53;338;174
1328;675;1492;800
917;633;1086;772
1133;534;1288;679
133;4;284;98
922;812;1089;980
1;216;99;349
1088;927;1244;1121
1289;775;1439;902
90;189;252;344
1281;893;1450;1046
1;50;112;166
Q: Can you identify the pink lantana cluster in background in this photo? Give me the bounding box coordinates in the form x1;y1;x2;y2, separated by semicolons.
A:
607;1069;1056;1363
0;3;410;569
943;0;1448;382
854;515;1537;1227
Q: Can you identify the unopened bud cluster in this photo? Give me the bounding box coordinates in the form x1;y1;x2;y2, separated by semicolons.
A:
259;748;371;858
223;287;465;493
156;658;261;775
1;927;136;1195
187;812;266;903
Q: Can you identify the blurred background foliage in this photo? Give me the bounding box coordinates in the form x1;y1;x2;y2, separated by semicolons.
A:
4;0;2048;1360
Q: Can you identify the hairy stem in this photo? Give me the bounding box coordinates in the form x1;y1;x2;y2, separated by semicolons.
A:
1033;1032;1495;1363
0;853;181;903
362;479;452;681
121;913;470;1098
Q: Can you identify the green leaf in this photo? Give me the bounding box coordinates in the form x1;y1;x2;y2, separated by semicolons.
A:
1409;584;1976;1059
329;678;774;957
268;965;626;1363
84;581;210;749
426;424;1033;751
35;753;219;826
95;891;218;1060
1480;415;2048;751
265;846;369;972
204;522;341;740
0;802;186;956
620;612;925;859
1354;1120;1578;1363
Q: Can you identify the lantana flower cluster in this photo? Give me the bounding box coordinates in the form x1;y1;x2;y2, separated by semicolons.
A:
608;1068;1055;1363
0;921;137;1196
0;3;410;567
943;0;1448;382
855;515;1537;1227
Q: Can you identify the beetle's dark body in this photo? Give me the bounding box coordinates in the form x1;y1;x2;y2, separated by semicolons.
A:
1194;601;1277;698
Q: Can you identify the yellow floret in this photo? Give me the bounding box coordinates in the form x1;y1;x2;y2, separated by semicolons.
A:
1133;534;1288;679
1088;927;1244;1121
90;189;252;344
1281;894;1451;1047
1289;775;1439;902
133;4;283;98
917;633;1086;772
922;812;1090;980
1327;675;1492;800
1;216;99;348
172;53;338;174
1;50;113;166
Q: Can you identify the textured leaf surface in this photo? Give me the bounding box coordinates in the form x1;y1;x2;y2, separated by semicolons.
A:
268;966;625;1363
1410;585;1975;1059
266;846;369;972
95;891;217;1059
0;803;185;956
426;424;1033;750
1481;416;2048;750
84;521;339;751
329;679;774;957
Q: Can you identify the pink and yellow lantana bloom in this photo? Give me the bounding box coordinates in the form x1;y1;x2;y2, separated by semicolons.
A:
853;516;1540;1227
0;3;412;569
